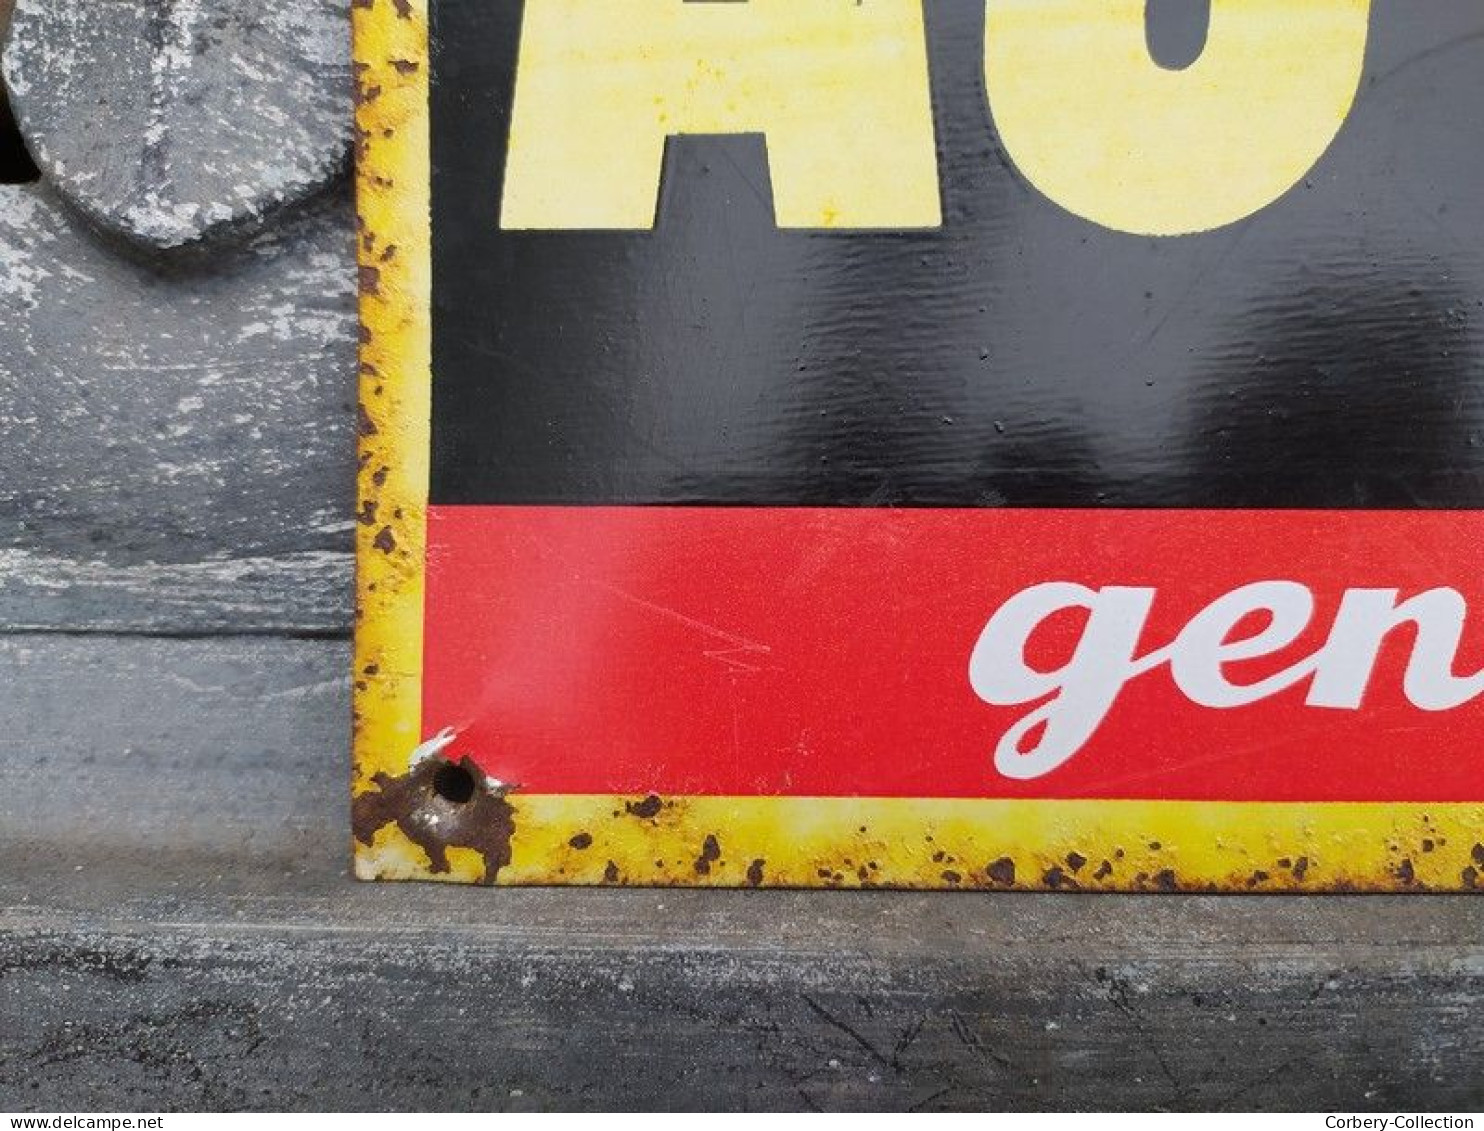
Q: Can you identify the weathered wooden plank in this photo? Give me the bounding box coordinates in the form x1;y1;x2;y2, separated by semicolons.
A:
3;909;1481;1113
1;634;1480;1112
0;184;355;634
0;548;349;635
0;634;347;853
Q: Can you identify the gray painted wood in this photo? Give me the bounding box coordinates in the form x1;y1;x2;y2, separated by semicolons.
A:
0;183;355;634
0;547;350;635
2;0;351;250
1;634;1482;1112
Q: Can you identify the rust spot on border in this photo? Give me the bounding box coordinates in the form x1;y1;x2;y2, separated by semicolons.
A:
693;833;722;875
987;857;1016;886
568;832;593;850
1042;865;1078;890
625;794;664;819
353;753;517;885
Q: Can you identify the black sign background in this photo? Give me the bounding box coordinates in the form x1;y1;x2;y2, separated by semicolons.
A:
428;0;1484;509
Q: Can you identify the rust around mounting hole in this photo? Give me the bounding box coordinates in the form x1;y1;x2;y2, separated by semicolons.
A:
352;752;516;884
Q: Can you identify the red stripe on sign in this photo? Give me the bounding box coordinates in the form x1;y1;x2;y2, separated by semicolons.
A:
422;507;1484;802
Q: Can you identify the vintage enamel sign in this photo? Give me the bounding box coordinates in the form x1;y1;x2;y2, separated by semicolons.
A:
352;0;1484;891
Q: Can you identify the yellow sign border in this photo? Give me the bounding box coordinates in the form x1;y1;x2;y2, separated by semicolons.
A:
351;0;1481;892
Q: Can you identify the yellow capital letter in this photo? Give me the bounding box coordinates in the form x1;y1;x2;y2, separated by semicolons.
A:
501;0;941;230
984;0;1370;236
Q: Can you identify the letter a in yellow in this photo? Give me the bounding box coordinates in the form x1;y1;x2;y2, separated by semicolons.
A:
500;0;941;230
985;0;1370;236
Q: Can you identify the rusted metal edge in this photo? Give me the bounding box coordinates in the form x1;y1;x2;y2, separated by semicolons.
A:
348;0;1482;894
353;772;1484;892
351;0;432;819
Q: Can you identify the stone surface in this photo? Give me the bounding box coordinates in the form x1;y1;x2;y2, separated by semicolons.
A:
1;0;351;249
1;634;1481;1113
0;182;356;633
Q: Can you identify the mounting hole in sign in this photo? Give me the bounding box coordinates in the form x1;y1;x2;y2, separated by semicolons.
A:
433;762;476;805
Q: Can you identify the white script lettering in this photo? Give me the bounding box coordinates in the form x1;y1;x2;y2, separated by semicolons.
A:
969;582;1484;780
